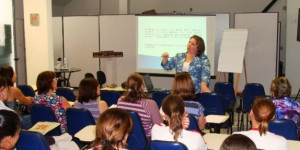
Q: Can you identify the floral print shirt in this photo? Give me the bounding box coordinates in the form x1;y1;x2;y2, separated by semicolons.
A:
272;97;300;134
34;93;67;133
161;53;210;93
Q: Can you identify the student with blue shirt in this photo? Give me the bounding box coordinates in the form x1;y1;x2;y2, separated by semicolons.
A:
161;35;210;93
172;72;206;130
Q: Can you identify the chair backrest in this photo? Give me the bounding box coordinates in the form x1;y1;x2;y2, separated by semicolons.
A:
187;115;200;132
199;93;225;116
30;104;58;125
55;87;76;102
100;90;120;107
16;130;51;150
66;108;96;136
127;111;148;150
97;71;106;87
84;72;95;78
243;83;265;112
152;91;169;108
150;140;188;150
214;82;236;110
17;85;35;97
269;118;299;140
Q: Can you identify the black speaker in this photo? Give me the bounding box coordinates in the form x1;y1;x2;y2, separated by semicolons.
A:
297;8;300;42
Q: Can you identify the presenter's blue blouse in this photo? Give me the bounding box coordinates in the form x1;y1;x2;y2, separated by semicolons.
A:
161;53;210;93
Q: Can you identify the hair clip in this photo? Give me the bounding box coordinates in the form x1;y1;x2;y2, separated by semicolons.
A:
128;88;132;92
101;140;111;147
262;116;268;120
0;115;3;127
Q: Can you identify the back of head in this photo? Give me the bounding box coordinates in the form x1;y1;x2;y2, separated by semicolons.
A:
36;71;56;95
0;76;8;89
270;77;291;98
78;78;99;103
251;98;275;136
190;35;205;56
123;73;146;102
172;72;196;100
220;134;257;150
162;94;185;141
0;66;14;86
0;110;21;144
93;108;133;150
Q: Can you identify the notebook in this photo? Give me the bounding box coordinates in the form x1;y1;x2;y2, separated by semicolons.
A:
142;74;168;92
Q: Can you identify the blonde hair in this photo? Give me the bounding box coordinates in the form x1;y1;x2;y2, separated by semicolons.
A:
162;94;185;141
92;108;133;150
270;77;291;98
252;98;275;136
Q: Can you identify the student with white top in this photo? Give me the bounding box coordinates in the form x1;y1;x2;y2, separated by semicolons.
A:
151;94;207;150
235;97;288;150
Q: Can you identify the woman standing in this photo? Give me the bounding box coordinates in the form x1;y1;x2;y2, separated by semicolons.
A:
161;35;210;93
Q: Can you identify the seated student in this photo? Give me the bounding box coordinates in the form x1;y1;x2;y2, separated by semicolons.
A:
270;77;300;135
152;94;207;150
33;71;71;133
117;73;162;138
220;134;257;150
235;97;288;150
0;76;12;110
90;108;133;150
0;109;21;150
74;78;108;122
0;66;32;129
0;66;32;108
172;72;206;130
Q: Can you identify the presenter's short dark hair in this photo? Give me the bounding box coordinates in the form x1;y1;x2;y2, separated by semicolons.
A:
190;35;205;56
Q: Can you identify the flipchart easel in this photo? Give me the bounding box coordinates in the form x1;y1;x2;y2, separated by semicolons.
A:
217;29;248;96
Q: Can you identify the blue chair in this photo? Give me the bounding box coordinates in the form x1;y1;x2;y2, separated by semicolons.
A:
152;91;169;108
56;87;76;102
16;130;51;150
30;104;61;135
66;108;96;147
187;115;200;132
150;140;188;150
100;90;120;107
127;111;148;150
198;93;232;133
269;118;299;140
237;83;265;131
18;85;35;97
214;82;236;133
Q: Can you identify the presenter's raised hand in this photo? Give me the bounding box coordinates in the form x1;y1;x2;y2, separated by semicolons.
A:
161;52;169;64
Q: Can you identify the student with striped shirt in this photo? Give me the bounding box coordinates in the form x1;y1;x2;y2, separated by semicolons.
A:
117;73;162;138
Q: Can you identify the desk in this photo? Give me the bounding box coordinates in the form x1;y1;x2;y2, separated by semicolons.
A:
55;68;81;87
206;115;229;133
203;133;300;150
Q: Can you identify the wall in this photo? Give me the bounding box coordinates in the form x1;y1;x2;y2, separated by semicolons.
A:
23;0;54;86
286;0;300;95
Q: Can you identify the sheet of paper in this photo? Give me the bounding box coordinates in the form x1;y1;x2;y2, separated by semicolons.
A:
29;121;60;135
75;125;96;142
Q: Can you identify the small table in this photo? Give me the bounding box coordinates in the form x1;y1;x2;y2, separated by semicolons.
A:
55;68;81;87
